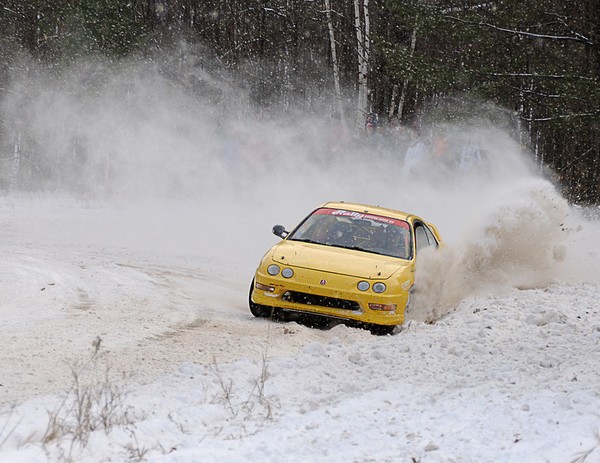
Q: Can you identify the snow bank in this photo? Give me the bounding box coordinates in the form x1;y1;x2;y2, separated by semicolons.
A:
2;284;599;462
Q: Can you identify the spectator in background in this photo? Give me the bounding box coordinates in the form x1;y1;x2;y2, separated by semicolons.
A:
365;112;379;136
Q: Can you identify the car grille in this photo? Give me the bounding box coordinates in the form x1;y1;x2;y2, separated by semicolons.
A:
282;291;361;311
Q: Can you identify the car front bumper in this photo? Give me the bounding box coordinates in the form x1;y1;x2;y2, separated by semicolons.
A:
251;266;408;326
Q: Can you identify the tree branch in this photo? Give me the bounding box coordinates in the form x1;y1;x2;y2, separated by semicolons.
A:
446;16;594;45
478;72;596;81
520;111;600;122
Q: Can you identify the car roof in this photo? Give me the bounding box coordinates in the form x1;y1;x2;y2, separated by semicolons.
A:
320;201;416;222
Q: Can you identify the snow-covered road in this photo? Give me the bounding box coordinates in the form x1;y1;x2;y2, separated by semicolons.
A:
0;197;374;406
1;193;599;463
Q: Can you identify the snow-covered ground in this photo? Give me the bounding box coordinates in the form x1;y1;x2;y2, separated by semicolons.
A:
1;184;599;463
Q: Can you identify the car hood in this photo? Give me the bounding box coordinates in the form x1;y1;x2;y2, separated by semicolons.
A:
270;240;410;279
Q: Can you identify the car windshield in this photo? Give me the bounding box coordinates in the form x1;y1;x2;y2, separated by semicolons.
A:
288;208;412;260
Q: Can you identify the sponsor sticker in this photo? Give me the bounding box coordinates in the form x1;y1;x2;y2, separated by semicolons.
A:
315;208;409;229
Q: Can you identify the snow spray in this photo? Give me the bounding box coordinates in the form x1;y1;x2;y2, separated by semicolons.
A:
2;57;598;318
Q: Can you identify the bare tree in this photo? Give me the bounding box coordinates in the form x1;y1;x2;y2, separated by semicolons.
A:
397;25;417;121
324;0;344;121
354;0;370;131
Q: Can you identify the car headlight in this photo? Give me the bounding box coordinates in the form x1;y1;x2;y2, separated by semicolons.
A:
357;281;370;291
267;264;280;276
372;282;387;293
281;268;294;278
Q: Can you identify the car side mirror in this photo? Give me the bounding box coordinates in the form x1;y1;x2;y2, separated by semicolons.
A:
272;224;288;238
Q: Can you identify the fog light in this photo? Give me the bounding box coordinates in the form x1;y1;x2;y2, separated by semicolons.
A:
369;303;397;311
255;282;275;292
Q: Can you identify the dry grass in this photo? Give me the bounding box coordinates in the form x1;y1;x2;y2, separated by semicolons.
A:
569;430;600;463
2;335;281;461
42;336;134;457
0;406;22;450
209;352;279;438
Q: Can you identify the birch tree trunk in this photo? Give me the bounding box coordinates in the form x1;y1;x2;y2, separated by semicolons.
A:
397;26;417;120
354;0;369;131
324;0;344;120
362;0;370;114
388;84;399;119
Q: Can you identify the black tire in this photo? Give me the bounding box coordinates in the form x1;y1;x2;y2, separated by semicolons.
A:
298;314;337;330
369;324;396;336
248;279;273;318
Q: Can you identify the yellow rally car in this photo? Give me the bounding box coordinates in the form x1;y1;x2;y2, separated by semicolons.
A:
249;202;442;335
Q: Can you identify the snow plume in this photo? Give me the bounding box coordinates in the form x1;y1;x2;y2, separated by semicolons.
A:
1;56;378;208
406;131;600;322
1;54;598;317
409;178;571;322
1;57;236;199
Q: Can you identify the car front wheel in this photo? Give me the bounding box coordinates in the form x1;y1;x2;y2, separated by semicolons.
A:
249;279;274;318
369;324;396;336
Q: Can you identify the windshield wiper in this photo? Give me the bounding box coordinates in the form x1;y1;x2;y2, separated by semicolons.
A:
290;238;321;245
345;246;370;252
326;244;370;252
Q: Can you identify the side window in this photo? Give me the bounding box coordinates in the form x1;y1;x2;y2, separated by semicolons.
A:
414;225;429;252
424;225;438;247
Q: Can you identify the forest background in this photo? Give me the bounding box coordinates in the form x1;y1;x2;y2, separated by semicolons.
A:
0;0;598;204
